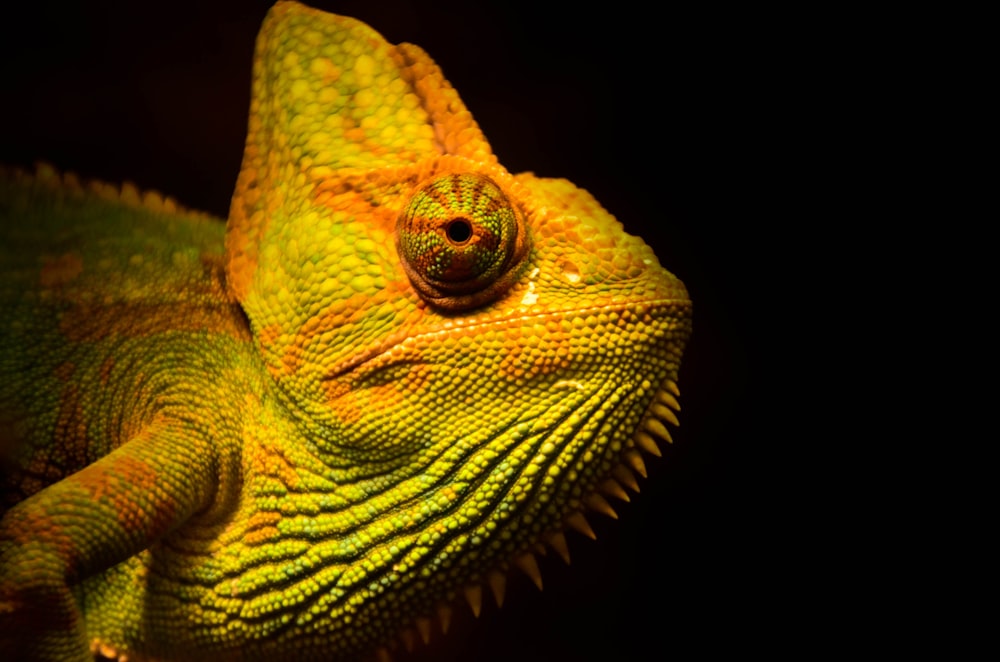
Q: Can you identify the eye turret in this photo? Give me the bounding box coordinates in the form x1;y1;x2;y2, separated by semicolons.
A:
397;173;528;310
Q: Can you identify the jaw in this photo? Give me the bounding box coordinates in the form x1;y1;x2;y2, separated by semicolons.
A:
307;298;692;658
358;368;688;660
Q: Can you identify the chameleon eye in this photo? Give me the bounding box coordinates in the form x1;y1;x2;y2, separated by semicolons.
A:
397;173;528;310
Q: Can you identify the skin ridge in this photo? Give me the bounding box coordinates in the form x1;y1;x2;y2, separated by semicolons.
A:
0;162;221;225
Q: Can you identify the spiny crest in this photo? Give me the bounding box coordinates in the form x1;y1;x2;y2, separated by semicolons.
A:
371;377;684;659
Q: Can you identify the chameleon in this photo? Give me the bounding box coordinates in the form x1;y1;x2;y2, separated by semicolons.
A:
0;1;691;660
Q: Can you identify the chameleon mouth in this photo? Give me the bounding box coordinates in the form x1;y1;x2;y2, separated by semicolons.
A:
373;376;682;659
321;298;689;384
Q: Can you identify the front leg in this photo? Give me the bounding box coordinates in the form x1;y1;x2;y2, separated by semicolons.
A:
0;416;220;661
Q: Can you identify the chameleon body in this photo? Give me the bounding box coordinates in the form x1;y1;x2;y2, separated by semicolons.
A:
0;2;691;661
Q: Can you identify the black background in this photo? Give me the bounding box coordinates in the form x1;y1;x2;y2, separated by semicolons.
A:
1;1;775;659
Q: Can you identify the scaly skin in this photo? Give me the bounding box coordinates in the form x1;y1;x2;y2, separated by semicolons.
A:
0;2;691;661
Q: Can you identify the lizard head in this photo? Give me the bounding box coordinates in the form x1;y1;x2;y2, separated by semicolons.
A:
225;1;690;657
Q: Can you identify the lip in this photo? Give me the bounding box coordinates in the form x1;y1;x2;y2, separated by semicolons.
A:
320;297;691;383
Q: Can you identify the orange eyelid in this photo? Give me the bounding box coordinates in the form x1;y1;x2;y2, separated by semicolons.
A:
396;172;530;311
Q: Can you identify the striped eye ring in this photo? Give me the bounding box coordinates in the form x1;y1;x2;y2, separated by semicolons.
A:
397;173;528;310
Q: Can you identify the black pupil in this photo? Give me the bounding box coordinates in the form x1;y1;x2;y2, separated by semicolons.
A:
446;218;473;244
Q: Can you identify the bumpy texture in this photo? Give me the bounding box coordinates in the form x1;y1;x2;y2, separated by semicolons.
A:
0;2;691;661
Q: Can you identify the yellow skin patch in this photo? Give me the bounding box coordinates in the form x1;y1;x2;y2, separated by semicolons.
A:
0;2;690;661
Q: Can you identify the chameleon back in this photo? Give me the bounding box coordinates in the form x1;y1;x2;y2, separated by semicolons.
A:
0;168;243;508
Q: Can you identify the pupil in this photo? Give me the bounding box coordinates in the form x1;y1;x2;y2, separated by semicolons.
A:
446;218;473;244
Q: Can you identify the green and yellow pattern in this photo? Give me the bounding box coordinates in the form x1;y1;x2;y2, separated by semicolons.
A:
0;3;691;660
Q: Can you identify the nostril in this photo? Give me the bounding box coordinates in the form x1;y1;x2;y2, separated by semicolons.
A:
559;259;581;283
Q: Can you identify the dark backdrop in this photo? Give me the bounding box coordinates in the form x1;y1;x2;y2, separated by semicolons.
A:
1;2;772;659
